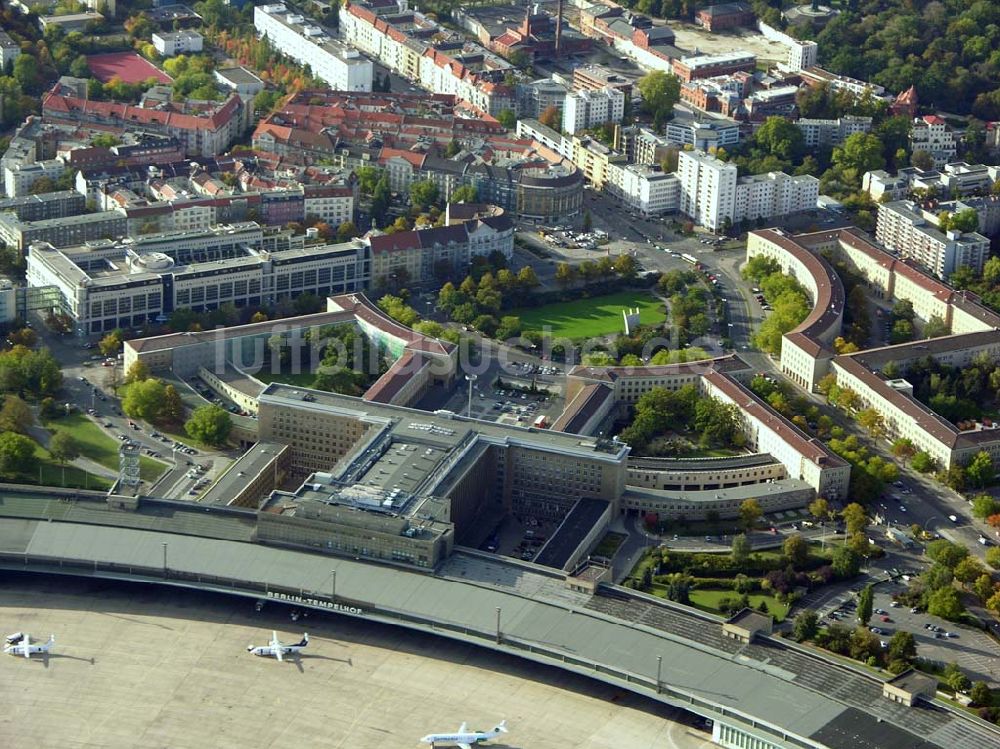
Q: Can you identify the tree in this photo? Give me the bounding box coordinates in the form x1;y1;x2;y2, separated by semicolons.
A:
831;546;861;578
48;431;80;465
162;385;184;424
891;438;916;464
923;315;949;338
808;497;830;520
122;378;167;421
910;149;935;171
832;132;886;176
792;609;819;641
974;573;995;602
450;184;477;203
911;451;937;473
842;503;867;535
555;262;575;289
970;681;992;707
497;109;516;130
336;221;359;242
941;662;970;693
516;266;539;289
583;210;593;233
636;70;681;125
857;408;885;439
926;587;964;621
926;539;969;569
754;116;805;162
986;546;1000;570
185;404;232;446
954;557;985;586
857;583;874;625
731;533;751;565
0;395;33;434
883;632;916;666
0;432;36;475
99;329;123;357
738;498;762;530
539;105;560;130
124;360;150;385
783;534;809;567
966;450;994;487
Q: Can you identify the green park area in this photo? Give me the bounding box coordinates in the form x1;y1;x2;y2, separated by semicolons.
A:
47;413;165;483
512;291;665;339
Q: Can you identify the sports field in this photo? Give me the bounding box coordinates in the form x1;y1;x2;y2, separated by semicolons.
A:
87;52;172;84
514;291;665;338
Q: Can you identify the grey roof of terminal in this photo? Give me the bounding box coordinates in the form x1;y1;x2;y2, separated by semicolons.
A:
0;498;993;749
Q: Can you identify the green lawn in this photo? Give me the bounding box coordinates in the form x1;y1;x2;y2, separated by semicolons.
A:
47;413;166;483
252;368;315;388
512;291;665;338
13;439;113;491
687;588;790;621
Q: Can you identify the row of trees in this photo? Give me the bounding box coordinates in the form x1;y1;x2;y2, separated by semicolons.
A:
741;256;811;355
436;267;541;336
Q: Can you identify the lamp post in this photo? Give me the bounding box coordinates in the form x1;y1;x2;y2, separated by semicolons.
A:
495;606;502;644
656;655;662;693
162;542;168;577
331;569;337;602
466;374;477;418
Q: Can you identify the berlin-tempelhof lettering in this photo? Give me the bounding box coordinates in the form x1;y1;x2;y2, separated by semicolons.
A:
266;590;364;616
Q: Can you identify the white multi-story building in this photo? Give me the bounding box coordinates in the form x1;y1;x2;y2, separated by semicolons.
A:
304;186;355;227
152;31;203;57
875;200;990;278
863;162;1000;202
796;116;873;148
255;4;373;92
677;150;738;232
786;40;818;72
678;150;817;231
0;31;21;71
617;165;680;216
3;159;66;198
734;172;818;223
26;223;370;335
665;117;740;152
561;87;625;135
516;119;571;159
909;115;958;168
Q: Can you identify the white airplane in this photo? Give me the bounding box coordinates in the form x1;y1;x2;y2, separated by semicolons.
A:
4;633;55;658
247;631;308;661
420;720;508;748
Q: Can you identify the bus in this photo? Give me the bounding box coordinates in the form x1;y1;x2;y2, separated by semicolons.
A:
680;253;698;264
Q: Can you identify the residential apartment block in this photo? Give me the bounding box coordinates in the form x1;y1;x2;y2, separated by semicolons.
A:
796;116;873;148
0;31;21;71
614;164;680;216
664;115;740;152
677;150;816;231
0;210;127;252
339;0;513;115
255;4;373;92
875;200;989;278
0;191;85;222
677;150;738;232
152;30;203;57
561;87;625;136
909;116;958;167
42;82;247;158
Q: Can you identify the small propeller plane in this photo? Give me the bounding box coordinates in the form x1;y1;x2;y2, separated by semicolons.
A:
420;720;508;748
247;631;308;661
4;633;55;658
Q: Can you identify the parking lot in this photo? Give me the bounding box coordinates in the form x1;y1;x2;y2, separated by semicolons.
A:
816;577;1000;685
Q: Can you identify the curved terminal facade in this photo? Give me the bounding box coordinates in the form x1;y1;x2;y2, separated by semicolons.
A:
0;487;996;749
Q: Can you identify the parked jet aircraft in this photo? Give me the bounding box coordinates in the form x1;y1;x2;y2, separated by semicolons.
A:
247;631;308;661
420;720;508;748
4;633;55;658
